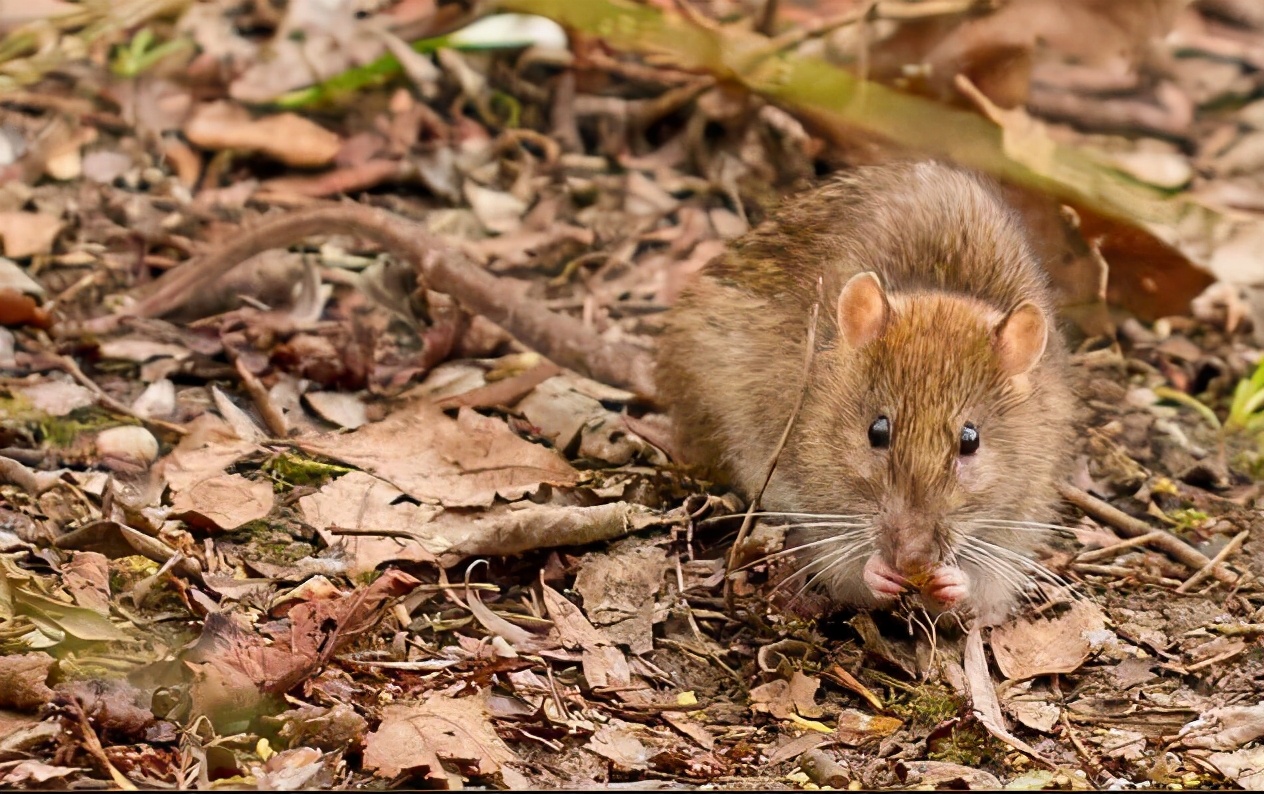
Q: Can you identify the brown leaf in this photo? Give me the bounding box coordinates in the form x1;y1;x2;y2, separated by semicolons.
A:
897;759;1002;790
0;760;78;786
964;625;1055;766
184;101;341;168
59;679;155;739
297;400;579;508
573;540;667;655
541;583;631;691
1179;703;1264;751
0;653;55;712
0;211;64;258
1207;747;1264;789
158;413;258;493
363;691;519;780
833;710;903;746
990;600;1107;680
61;552;111;615
298;471;439;576
170;473;275;531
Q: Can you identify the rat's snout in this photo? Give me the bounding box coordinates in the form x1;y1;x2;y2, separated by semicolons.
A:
877;509;942;577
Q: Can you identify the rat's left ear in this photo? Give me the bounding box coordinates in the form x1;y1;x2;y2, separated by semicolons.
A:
993;301;1048;377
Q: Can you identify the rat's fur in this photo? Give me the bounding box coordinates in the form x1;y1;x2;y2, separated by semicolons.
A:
656;161;1074;625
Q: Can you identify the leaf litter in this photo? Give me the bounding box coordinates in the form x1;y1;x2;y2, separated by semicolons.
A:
0;0;1259;789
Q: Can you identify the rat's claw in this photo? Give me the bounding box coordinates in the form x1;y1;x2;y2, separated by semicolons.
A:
925;565;970;606
863;555;906;598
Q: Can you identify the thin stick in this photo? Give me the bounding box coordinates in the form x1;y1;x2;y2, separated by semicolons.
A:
1057;483;1238;585
724;277;823;608
1073;531;1166;564
1176;529;1249;594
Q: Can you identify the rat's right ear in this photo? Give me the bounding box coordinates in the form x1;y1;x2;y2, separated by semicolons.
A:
837;271;890;348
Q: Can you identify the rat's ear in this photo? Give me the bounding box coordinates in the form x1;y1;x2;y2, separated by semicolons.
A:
837;271;889;348
993;301;1048;377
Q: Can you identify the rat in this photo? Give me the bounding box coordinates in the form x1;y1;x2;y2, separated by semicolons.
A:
71;160;1072;625
656;160;1075;625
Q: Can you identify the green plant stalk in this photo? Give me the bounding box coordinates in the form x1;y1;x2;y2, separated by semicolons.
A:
1153;386;1222;431
492;0;1213;231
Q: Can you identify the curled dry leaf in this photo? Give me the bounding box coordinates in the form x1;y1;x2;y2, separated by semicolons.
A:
13;378;95;416
0;761;79;786
157;413;258;493
184;101;341;168
990;600;1108;680
541;582;631;691
297;400;579;508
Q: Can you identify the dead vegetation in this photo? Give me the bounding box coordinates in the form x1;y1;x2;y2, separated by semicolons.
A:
0;0;1261;789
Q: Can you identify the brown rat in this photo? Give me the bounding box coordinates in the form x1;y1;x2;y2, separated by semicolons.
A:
656;161;1075;625
73;160;1072;625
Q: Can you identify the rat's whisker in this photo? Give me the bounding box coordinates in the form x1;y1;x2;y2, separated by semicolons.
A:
700;511;870;526
964;537;1075;590
731;532;869;572
768;544;872;603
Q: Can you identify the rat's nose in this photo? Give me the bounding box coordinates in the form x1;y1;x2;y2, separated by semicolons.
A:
881;511;941;575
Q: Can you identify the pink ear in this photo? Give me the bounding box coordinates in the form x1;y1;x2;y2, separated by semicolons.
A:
994;301;1048;377
837;272;889;349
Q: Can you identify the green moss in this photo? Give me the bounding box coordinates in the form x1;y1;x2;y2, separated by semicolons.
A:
889;682;962;731
39;408;130;448
262;453;351;491
927;722;1003;767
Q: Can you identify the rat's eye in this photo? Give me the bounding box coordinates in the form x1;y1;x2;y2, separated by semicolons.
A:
868;416;891;448
959;422;980;455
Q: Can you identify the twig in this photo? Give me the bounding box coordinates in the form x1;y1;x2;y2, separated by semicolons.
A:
724;277;823;608
1060;710;1102;777
68;698;138;790
47;348;189;437
232;357;288;438
1176;529;1249;594
1057;483;1239;585
66;204;655;400
1074;531;1168;564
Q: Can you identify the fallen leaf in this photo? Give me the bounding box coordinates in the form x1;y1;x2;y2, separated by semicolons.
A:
13;377;96;416
61;552;111;615
297;400;579;508
1179;703;1264;751
464;182;527;235
363;691;519;780
833;710;903;746
184;101;341;168
1207;746;1264;789
573;540;667;655
169;473;275;531
0;760;79;786
298;471;439;576
0;653;55;712
588;722;650;770
302;390;368;429
964;625;1054;767
0;212;62;259
251;747;332;790
541;582;631;691
896;759;1002;790
157;413;258;493
990;600;1107;680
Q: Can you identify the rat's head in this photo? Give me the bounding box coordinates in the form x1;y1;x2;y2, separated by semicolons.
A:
787;271;1063;619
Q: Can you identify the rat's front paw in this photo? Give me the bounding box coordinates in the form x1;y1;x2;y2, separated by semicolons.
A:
924;565;970;607
863;554;906;601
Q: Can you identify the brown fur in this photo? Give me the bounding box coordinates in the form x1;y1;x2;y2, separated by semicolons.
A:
656;161;1075;624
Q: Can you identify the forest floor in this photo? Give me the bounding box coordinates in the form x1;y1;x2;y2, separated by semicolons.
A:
0;0;1263;789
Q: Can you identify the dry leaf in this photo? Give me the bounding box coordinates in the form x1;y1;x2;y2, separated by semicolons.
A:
184;101;341;168
990;600;1108;680
0;653;55;712
1179;703;1264;751
0;212;64;259
1207;746;1264;789
299;471;439;575
170;473;275;531
297;400;579;508
573;540;667;655
363;691;519;780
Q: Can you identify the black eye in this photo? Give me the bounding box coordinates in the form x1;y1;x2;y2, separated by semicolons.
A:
868;416;890;448
959;422;979;455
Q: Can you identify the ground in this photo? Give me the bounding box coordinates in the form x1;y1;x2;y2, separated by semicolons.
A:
0;0;1262;790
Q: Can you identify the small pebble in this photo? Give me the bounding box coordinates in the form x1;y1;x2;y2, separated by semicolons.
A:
95;425;159;468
